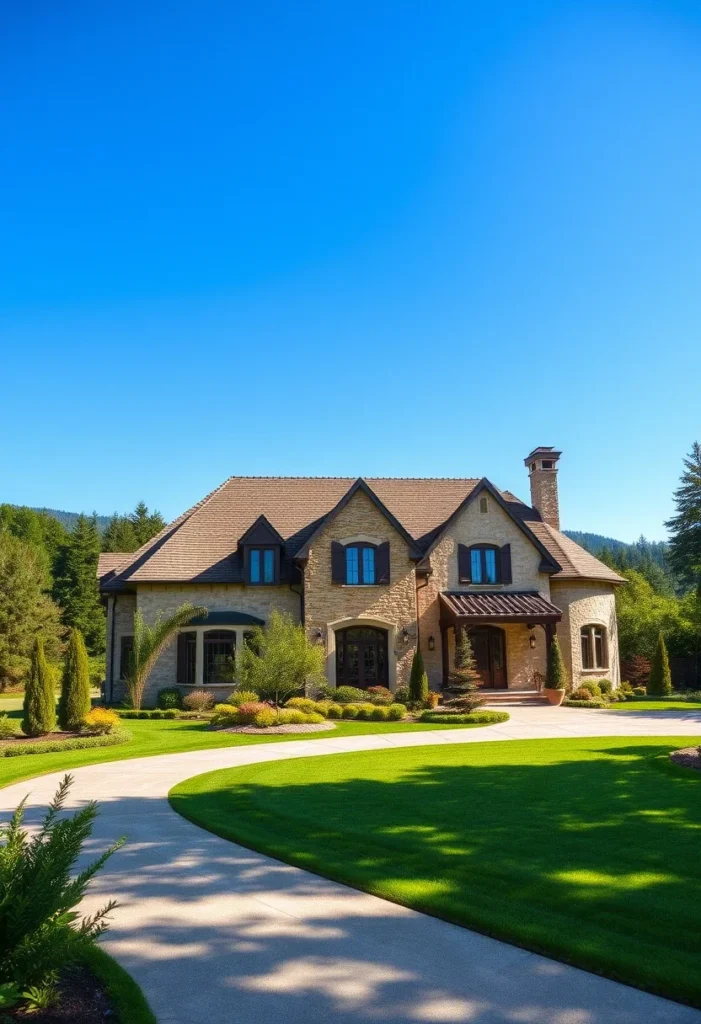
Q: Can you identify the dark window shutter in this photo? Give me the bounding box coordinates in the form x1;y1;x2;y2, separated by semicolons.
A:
176;632;187;684
500;544;512;584
376;542;390;584
331;541;346;583
458;544;471;582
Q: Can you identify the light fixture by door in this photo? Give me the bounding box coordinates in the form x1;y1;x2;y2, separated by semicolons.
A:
428;635;435;651
529;634;536;649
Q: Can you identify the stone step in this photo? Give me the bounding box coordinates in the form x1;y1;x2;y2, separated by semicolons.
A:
480;690;548;706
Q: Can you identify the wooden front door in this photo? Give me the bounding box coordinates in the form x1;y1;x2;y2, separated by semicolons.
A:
336;627;388;689
469;626;507;689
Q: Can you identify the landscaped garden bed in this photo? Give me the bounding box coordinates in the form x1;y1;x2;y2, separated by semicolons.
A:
170;734;701;1008
670;745;701;771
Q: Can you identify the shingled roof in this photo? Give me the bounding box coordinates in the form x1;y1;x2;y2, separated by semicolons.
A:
98;475;624;590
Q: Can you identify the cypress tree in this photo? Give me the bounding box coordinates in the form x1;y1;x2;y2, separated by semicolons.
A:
648;633;673;696
409;649;428;704
58;628;91;730
53;514;105;656
546;636;569;691
22;636;56;736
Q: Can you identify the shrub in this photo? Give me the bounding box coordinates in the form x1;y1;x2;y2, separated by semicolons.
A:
633;686;647;696
420;710;509;725
545;636;569;691
648;633;672;696
0;714;17;739
163;708;178;719
355;703;377;721
334;686;368;704
366;686;394;705
213;702;238;716
278;709;305;725
286;697;317;712
585;681;602;698
409;650;429;705
157;687;182;710
150;709;164;719
235;610;326;704
563;698;607;709
370;706;390;721
312;701;331;716
394;685;412;706
253;708;277;728
227;689;261;707
598;679;614;695
234;701;269;725
621;655;651;690
618;680;633;694
22;637;56;737
182;689;215;712
325;703;343;719
0;731;130;758
305;712;325;724
341;704;360;719
424;691;440;709
0;775;124;999
82;707;121;735
571;687;593;701
387;703;407;720
58;629;91;731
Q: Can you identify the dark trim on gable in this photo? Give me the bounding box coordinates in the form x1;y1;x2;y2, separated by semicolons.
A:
422;478;561;574
293;478;424;561
238;514;286;547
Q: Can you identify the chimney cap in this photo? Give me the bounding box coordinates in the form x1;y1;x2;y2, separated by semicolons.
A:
524;446;562;467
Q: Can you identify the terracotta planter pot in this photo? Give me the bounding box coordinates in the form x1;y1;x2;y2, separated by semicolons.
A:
544;688;566;706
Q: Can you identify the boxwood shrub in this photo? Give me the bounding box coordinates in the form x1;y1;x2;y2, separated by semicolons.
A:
562;698;608;709
419;710;510;725
0;729;131;758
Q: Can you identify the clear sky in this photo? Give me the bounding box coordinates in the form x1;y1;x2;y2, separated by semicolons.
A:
2;2;700;541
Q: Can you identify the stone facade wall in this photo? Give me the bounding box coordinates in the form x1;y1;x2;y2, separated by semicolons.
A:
303;489;418;690
108;594;137;705
417;493;552;689
528;467;560;529
550;581;620;688
111;583;300;706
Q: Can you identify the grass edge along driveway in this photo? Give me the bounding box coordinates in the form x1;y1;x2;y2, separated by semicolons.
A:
170;735;701;1009
0;716;492;789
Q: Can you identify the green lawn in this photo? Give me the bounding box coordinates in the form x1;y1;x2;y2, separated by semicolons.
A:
0;713;489;789
609;700;701;711
170;735;701;1007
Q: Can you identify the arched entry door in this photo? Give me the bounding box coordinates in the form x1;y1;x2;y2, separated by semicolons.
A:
468;626;507;689
336;627;388;689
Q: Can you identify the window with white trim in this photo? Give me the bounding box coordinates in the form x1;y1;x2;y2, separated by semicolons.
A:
580;625;607;670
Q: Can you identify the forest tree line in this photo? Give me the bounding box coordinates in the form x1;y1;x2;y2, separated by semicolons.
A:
0;502;164;689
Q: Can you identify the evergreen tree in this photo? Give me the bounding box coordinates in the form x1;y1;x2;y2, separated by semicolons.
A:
58;628;91;730
129;502;166;547
102;514;138;553
408;649;429;704
666;442;701;592
545;636;569;691
648;633;673;696
445;629;484;711
0;533;63;690
22;636;56;736
53;514;105;656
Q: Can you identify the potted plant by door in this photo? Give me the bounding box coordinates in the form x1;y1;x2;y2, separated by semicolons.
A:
544;636;568;706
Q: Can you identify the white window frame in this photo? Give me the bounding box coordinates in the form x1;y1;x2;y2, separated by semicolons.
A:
580;624;608;671
177;626;255;687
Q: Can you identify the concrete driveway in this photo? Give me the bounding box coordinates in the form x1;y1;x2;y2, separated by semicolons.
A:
2;706;701;1024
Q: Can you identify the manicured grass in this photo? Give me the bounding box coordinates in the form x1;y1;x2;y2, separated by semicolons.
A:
171;735;701;1007
82;946;156;1024
609;700;701;711
0;712;490;789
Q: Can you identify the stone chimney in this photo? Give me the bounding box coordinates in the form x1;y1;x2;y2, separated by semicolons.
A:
524;447;562;530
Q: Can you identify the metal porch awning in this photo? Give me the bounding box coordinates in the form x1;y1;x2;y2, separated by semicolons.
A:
440;591;562;625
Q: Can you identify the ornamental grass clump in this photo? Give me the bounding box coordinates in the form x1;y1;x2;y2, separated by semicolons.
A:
0;775;124;1012
227;689;261;707
22;637;56;737
182;689;214;712
58;629;91;732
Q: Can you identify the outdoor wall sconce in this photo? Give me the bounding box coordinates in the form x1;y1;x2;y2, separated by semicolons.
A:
312;627;324;642
401;627;410;644
428;635;436;652
529;634;536;650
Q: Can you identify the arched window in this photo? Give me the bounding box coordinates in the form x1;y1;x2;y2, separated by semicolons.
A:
458;544;511;585
203;630;236;685
580;625;607;670
331;541;390;585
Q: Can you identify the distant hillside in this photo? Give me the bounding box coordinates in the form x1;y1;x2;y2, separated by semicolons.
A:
29;507;112;533
564;530;669;569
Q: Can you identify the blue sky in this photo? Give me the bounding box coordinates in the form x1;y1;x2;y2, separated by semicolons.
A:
2;2;700;541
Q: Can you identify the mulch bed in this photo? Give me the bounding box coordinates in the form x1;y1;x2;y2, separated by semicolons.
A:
670;746;701;772
0;731;83;745
7;963;115;1022
218;721;337;735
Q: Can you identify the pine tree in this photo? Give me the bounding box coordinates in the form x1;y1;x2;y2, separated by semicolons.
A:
22;636;56;736
58;628;91;730
445;629;484;711
666;442;701;592
102;514;138;553
545;636;568;691
648;633;673;696
409;649;429;704
129;502;166;547
53;514;105;656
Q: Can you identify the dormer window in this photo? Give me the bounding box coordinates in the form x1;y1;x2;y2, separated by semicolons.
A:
345;544;375;585
331;540;390;585
249;547;276;584
458;543;512;585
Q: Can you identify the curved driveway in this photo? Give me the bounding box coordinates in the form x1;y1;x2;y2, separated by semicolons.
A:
3;706;701;1024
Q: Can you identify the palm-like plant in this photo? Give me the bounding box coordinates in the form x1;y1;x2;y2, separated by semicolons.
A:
124;603;206;709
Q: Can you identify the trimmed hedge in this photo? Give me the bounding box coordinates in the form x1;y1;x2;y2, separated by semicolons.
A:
0;729;131;758
117;709;205;720
563;699;608;709
419;710;509;725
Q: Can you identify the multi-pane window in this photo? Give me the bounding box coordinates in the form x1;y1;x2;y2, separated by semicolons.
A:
469;546;498;584
177;631;197;686
580;625;607;670
249;547;276;584
345;544;375;585
203;630;236;685
119;636;134;679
